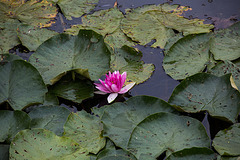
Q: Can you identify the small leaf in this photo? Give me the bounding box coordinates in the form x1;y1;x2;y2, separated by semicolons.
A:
0;110;31;143
0;60;47;110
64;111;106;154
58;0;99;20
210;22;240;61
29;105;71;136
17;24;58;51
168;73;240;123
213;123;240;156
128;112;210;159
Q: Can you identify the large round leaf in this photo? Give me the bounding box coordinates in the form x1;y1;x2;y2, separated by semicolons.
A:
120;4;213;48
210;22;240;61
212;123;240;156
29;30;111;84
48;73;94;103
101;95;177;149
64;111;106;154
9;128;90;160
168;73;240;123
17;24;58;51
127;112;210;159
163;33;211;80
0;144;9;160
0;110;31;143
165;147;217;160
29;106;71;136
0;60;48;110
58;0;99;20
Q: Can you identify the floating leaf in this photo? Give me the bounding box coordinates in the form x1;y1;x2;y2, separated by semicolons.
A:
0;144;9;160
0;110;30;143
121;4;213;48
0;54;22;63
17;24;58;51
29;30;111;84
48;73;94;103
163;34;211;80
0;0;57;28
208;61;240;91
110;46;154;85
213;123;240;156
168;73;240;123
58;0;99;20
127;112;210;159
9;128;90;160
0;60;48;110
64;111;106;154
165;147;217;160
210;22;240;61
0;19;21;54
29;106;71;136
101;95;177;149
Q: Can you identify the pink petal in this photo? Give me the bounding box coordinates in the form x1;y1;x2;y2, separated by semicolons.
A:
119;82;136;94
121;72;127;87
107;93;118;103
111;84;120;92
96;86;110;93
94;91;108;95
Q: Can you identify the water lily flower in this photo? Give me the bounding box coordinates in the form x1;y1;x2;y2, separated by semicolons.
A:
94;71;135;103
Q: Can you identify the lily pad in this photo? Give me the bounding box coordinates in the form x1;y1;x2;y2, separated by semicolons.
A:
120;4;213;48
48;73;94;103
0;0;57;28
0;144;9;160
101;95;177;149
208;61;240;91
29;106;71;136
168;73;240;123
0;19;21;54
64;111;106;154
210;22;240;61
29;30;111;84
9;128;90;160
0;54;22;63
0;110;31;143
110;46;154;85
127;112;210;159
17;24;58;51
0;60;48;110
165;147;217;160
212;123;240;156
58;0;99;20
163;33;211;80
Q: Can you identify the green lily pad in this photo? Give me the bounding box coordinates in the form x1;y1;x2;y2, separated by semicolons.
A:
163;33;211;80
208;61;240;91
29;106;71;136
212;123;240;156
120;4;213;48
64;111;106;154
42;92;59;105
0;0;57;28
58;0;99;20
110;46;154;85
127;112;210;159
0;54;22;63
101;95;177;149
218;156;240;160
210;22;240;61
0;19;21;54
168;73;240;123
17;24;58;51
0;110;31;143
0;60;48;110
0;144;9;160
9;128;90;160
29;30;111;84
165;147;217;160
48;73;94;103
